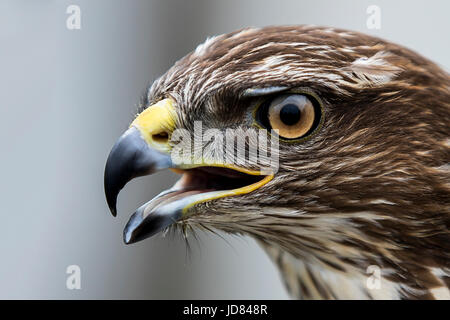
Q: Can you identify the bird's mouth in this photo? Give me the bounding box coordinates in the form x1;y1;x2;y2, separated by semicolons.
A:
104;127;273;244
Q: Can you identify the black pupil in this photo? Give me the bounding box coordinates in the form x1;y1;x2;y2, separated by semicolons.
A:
279;104;301;126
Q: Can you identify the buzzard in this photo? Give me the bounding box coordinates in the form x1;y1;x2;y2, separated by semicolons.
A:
104;26;450;299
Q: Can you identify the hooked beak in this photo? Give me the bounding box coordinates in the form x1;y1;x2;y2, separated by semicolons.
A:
104;126;180;243
104;127;172;217
104;98;273;244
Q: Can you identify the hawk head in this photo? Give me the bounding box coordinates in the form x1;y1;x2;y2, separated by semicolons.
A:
104;26;449;299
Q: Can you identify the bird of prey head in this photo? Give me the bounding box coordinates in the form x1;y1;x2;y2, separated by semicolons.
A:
104;26;449;299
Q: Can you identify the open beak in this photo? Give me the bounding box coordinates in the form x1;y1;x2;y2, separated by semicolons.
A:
104;98;273;244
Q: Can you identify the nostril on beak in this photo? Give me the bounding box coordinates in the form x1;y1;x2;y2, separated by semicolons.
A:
152;131;169;144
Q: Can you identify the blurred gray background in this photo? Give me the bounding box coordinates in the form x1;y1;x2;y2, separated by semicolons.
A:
0;0;448;299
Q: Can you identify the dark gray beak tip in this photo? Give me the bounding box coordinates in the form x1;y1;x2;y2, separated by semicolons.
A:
123;208;180;245
109;205;117;217
123;219;136;245
104;127;173;219
104;184;117;217
104;168;118;217
123;210;147;245
104;128;140;218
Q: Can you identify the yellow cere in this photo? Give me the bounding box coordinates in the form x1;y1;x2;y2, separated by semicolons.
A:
130;98;177;152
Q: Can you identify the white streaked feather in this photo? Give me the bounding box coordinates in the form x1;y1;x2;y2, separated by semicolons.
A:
344;51;403;86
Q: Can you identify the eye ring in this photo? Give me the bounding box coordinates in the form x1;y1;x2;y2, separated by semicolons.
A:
253;90;323;141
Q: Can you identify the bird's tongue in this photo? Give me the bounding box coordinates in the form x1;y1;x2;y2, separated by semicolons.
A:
140;188;211;215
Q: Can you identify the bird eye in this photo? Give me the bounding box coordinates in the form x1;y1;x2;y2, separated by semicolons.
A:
255;93;322;140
